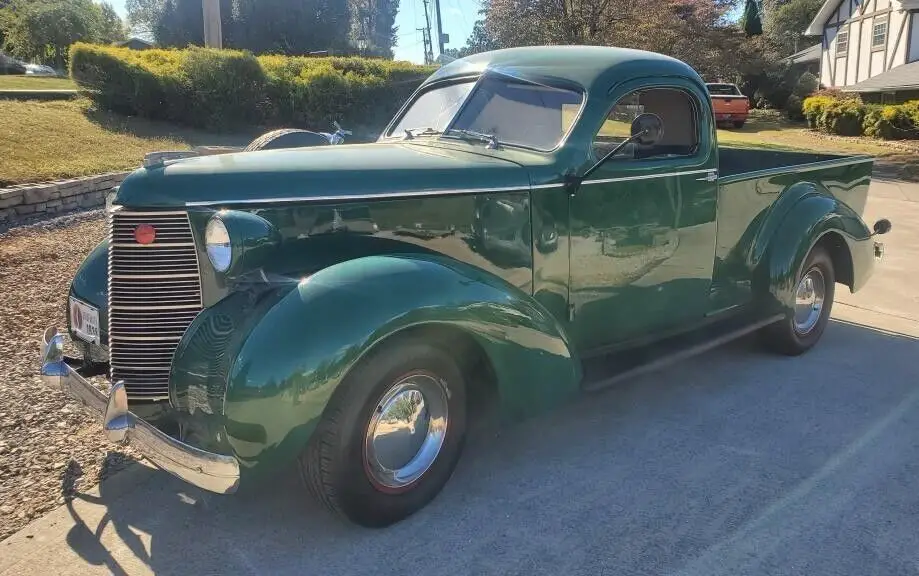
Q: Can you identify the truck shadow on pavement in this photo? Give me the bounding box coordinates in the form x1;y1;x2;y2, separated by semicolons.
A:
59;319;919;576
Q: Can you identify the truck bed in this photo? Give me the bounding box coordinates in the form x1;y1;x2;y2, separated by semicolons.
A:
718;147;850;178
710;146;874;313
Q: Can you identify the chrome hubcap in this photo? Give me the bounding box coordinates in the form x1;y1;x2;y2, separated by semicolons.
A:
364;372;449;491
793;268;826;334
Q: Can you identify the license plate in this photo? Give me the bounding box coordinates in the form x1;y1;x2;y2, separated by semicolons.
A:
70;297;100;345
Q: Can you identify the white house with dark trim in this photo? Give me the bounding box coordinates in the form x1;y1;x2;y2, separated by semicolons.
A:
806;0;919;101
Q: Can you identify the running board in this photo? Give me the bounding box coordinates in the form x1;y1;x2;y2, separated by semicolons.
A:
582;313;784;393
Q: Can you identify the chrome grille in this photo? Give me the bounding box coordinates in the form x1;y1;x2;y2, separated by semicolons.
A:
108;209;203;401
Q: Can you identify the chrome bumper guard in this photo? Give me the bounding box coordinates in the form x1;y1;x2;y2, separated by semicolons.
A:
40;327;240;494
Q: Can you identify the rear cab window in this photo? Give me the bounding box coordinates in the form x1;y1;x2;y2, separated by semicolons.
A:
593;87;701;161
706;84;742;96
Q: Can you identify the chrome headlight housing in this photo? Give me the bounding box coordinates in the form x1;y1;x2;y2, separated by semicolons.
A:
205;216;232;272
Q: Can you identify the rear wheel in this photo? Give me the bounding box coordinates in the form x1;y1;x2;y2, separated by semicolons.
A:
760;244;835;355
299;338;467;527
733;120;745;129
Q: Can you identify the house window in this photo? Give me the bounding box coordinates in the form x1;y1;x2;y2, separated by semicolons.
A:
872;21;887;48
836;30;849;56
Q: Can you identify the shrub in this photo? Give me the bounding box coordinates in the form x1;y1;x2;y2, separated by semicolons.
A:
70;43;436;134
818;98;865;136
811;88;848;100
785;94;804;121
792;72;819;99
903;100;919;125
862;104;919;140
802;95;835;128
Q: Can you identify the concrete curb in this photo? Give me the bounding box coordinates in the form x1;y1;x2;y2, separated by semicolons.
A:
0;89;79;101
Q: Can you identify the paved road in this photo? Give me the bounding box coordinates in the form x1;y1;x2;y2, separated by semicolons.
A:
3;179;919;576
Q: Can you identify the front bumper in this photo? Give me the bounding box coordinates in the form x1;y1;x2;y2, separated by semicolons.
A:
40;327;240;494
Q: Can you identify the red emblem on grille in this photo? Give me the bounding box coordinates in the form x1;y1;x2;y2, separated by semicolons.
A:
134;224;156;245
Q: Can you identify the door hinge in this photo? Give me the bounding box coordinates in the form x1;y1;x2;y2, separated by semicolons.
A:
568;302;576;322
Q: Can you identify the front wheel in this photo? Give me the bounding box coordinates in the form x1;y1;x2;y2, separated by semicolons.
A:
760;244;835;355
733;120;746;129
299;338;467;527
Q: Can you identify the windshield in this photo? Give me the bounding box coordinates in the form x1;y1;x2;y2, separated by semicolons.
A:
387;75;584;151
706;84;741;96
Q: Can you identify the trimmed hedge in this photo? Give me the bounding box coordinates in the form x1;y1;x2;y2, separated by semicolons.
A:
69;43;436;134
802;93;919;140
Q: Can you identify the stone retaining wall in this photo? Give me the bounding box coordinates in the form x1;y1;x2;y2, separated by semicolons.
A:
0;172;130;223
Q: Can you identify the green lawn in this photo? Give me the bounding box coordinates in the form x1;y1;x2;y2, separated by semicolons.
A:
0;98;254;186
0;75;77;90
718;110;919;180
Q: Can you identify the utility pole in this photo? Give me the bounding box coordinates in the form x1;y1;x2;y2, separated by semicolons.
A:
421;0;435;65
202;0;222;48
433;0;445;56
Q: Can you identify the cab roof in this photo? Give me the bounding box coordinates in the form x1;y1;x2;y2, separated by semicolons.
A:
425;45;704;95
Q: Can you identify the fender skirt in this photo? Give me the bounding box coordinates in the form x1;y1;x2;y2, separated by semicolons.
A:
171;254;580;479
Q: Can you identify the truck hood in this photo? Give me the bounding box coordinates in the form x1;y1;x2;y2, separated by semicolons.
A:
115;142;530;208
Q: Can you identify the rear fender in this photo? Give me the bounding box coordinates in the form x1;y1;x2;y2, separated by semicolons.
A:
220;254;580;477
756;187;872;313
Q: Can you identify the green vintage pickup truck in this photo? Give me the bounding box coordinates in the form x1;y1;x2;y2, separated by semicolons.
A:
41;46;891;527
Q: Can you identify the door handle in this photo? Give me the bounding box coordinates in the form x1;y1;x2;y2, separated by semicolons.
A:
696;171;718;182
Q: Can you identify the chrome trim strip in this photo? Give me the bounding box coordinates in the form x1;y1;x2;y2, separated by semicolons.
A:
182;171;722;207
111;210;190;217
110;273;200;280
111;242;196;248
110;304;201;311
110;335;184;341
40;327;239;494
581;169;714;186
184;184;539;206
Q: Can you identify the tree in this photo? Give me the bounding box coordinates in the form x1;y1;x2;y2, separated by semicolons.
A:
480;0;742;79
742;0;763;36
440;13;500;59
125;0;164;39
0;0;116;69
349;0;399;57
233;0;351;54
138;0;353;55
764;0;822;54
97;2;126;43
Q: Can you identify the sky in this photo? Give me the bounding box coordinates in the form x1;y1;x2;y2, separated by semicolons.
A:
105;0;480;64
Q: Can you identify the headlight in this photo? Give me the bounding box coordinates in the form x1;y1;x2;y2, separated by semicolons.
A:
205;217;232;272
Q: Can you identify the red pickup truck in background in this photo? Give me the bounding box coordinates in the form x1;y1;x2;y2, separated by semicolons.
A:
706;83;749;128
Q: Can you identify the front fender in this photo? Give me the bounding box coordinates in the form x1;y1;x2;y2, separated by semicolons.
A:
202;255;580;478
68;239;109;346
758;189;872;312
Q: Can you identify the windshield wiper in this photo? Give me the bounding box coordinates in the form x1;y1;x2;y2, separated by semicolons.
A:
444;128;500;149
402;127;443;140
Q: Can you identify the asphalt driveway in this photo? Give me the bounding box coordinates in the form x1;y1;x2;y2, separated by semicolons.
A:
2;178;918;576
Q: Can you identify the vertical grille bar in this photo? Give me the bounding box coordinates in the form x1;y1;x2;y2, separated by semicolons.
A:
108;209;203;401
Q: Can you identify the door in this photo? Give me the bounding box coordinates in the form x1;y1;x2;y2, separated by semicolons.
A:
569;81;719;352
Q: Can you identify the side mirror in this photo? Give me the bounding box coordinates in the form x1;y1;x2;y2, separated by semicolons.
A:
873;218;892;235
578;112;666;182
631;113;664;148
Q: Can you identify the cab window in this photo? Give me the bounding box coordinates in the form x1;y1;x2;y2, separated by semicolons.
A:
593;88;700;161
